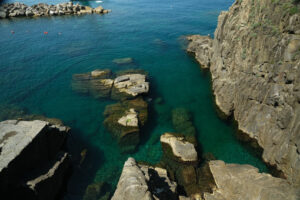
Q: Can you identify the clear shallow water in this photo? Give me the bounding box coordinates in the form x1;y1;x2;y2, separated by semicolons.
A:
0;0;268;198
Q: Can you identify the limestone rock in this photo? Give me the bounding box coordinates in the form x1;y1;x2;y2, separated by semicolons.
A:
203;160;300;200
118;108;139;127
160;133;198;162
188;0;300;185
187;35;212;69
93;6;104;14
0;120;70;200
112;74;149;100
112;158;177;200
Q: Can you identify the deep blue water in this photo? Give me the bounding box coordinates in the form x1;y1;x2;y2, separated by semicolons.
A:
0;0;268;199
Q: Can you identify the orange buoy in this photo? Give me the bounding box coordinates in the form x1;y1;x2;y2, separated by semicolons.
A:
44;31;48;34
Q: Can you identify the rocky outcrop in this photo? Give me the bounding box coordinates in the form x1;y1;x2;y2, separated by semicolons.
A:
203;160;300;200
111;73;149;100
0;120;70;200
111;157;178;200
0;2;110;19
72;69;149;100
160;133;198;162
103;97;148;152
188;0;300;185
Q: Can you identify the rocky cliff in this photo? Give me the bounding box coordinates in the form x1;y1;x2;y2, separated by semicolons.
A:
188;0;300;186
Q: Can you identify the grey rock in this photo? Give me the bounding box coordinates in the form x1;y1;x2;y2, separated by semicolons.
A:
203;160;300;200
112;157;177;200
0;120;70;200
188;0;300;186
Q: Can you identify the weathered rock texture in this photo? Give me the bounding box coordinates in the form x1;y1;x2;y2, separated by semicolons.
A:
0;2;110;19
203;160;300;200
112;157;178;200
188;0;300;186
0;120;70;200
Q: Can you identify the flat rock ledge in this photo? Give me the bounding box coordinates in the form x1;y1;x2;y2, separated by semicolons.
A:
0;2;111;19
203;160;300;200
111;157;177;200
0;120;71;200
160;132;198;162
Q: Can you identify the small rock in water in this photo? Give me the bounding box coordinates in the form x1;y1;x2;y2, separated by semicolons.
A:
113;57;134;65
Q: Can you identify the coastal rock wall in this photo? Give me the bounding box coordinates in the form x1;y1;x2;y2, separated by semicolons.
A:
0;2;110;19
188;0;300;185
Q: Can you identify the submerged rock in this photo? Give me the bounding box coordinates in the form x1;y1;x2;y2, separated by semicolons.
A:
83;182;111;200
113;57;134;65
112;157;177;200
203;160;300;200
103;97;148;152
0;120;71;200
72;69;113;98
160;133;198;163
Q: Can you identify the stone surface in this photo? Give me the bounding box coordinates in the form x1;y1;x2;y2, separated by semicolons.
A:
112;157;177;200
160;133;198;162
187;35;212;69
188;0;300;186
203;160;300;200
112;74;149;100
0;2;110;19
0;120;70;200
117;108;139;127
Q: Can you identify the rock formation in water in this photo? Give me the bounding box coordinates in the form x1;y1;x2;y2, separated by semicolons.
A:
0;2;111;19
112;157;178;200
103;97;148;152
0;120;71;200
72;69;150;152
187;0;300;187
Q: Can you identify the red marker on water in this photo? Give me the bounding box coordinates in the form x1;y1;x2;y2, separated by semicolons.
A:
11;30;15;34
44;31;48;34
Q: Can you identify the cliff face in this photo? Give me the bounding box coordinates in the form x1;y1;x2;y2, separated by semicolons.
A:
188;0;300;185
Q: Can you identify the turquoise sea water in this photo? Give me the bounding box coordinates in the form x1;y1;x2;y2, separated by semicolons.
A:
0;0;268;198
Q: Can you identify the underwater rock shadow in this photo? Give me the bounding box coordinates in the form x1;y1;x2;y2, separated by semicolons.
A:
65;127;106;199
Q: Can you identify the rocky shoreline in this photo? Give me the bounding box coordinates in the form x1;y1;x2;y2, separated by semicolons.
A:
187;0;300;187
0;2;111;19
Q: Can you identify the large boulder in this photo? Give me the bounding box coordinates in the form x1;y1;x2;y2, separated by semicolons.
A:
0;120;71;200
160;133;198;163
112;157;177;200
103;97;148;152
203;160;300;200
111;74;149;100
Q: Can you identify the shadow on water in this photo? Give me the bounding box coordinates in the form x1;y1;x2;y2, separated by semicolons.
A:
65;127;105;200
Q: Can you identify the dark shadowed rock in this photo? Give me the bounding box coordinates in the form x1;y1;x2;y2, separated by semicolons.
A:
0;120;71;200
